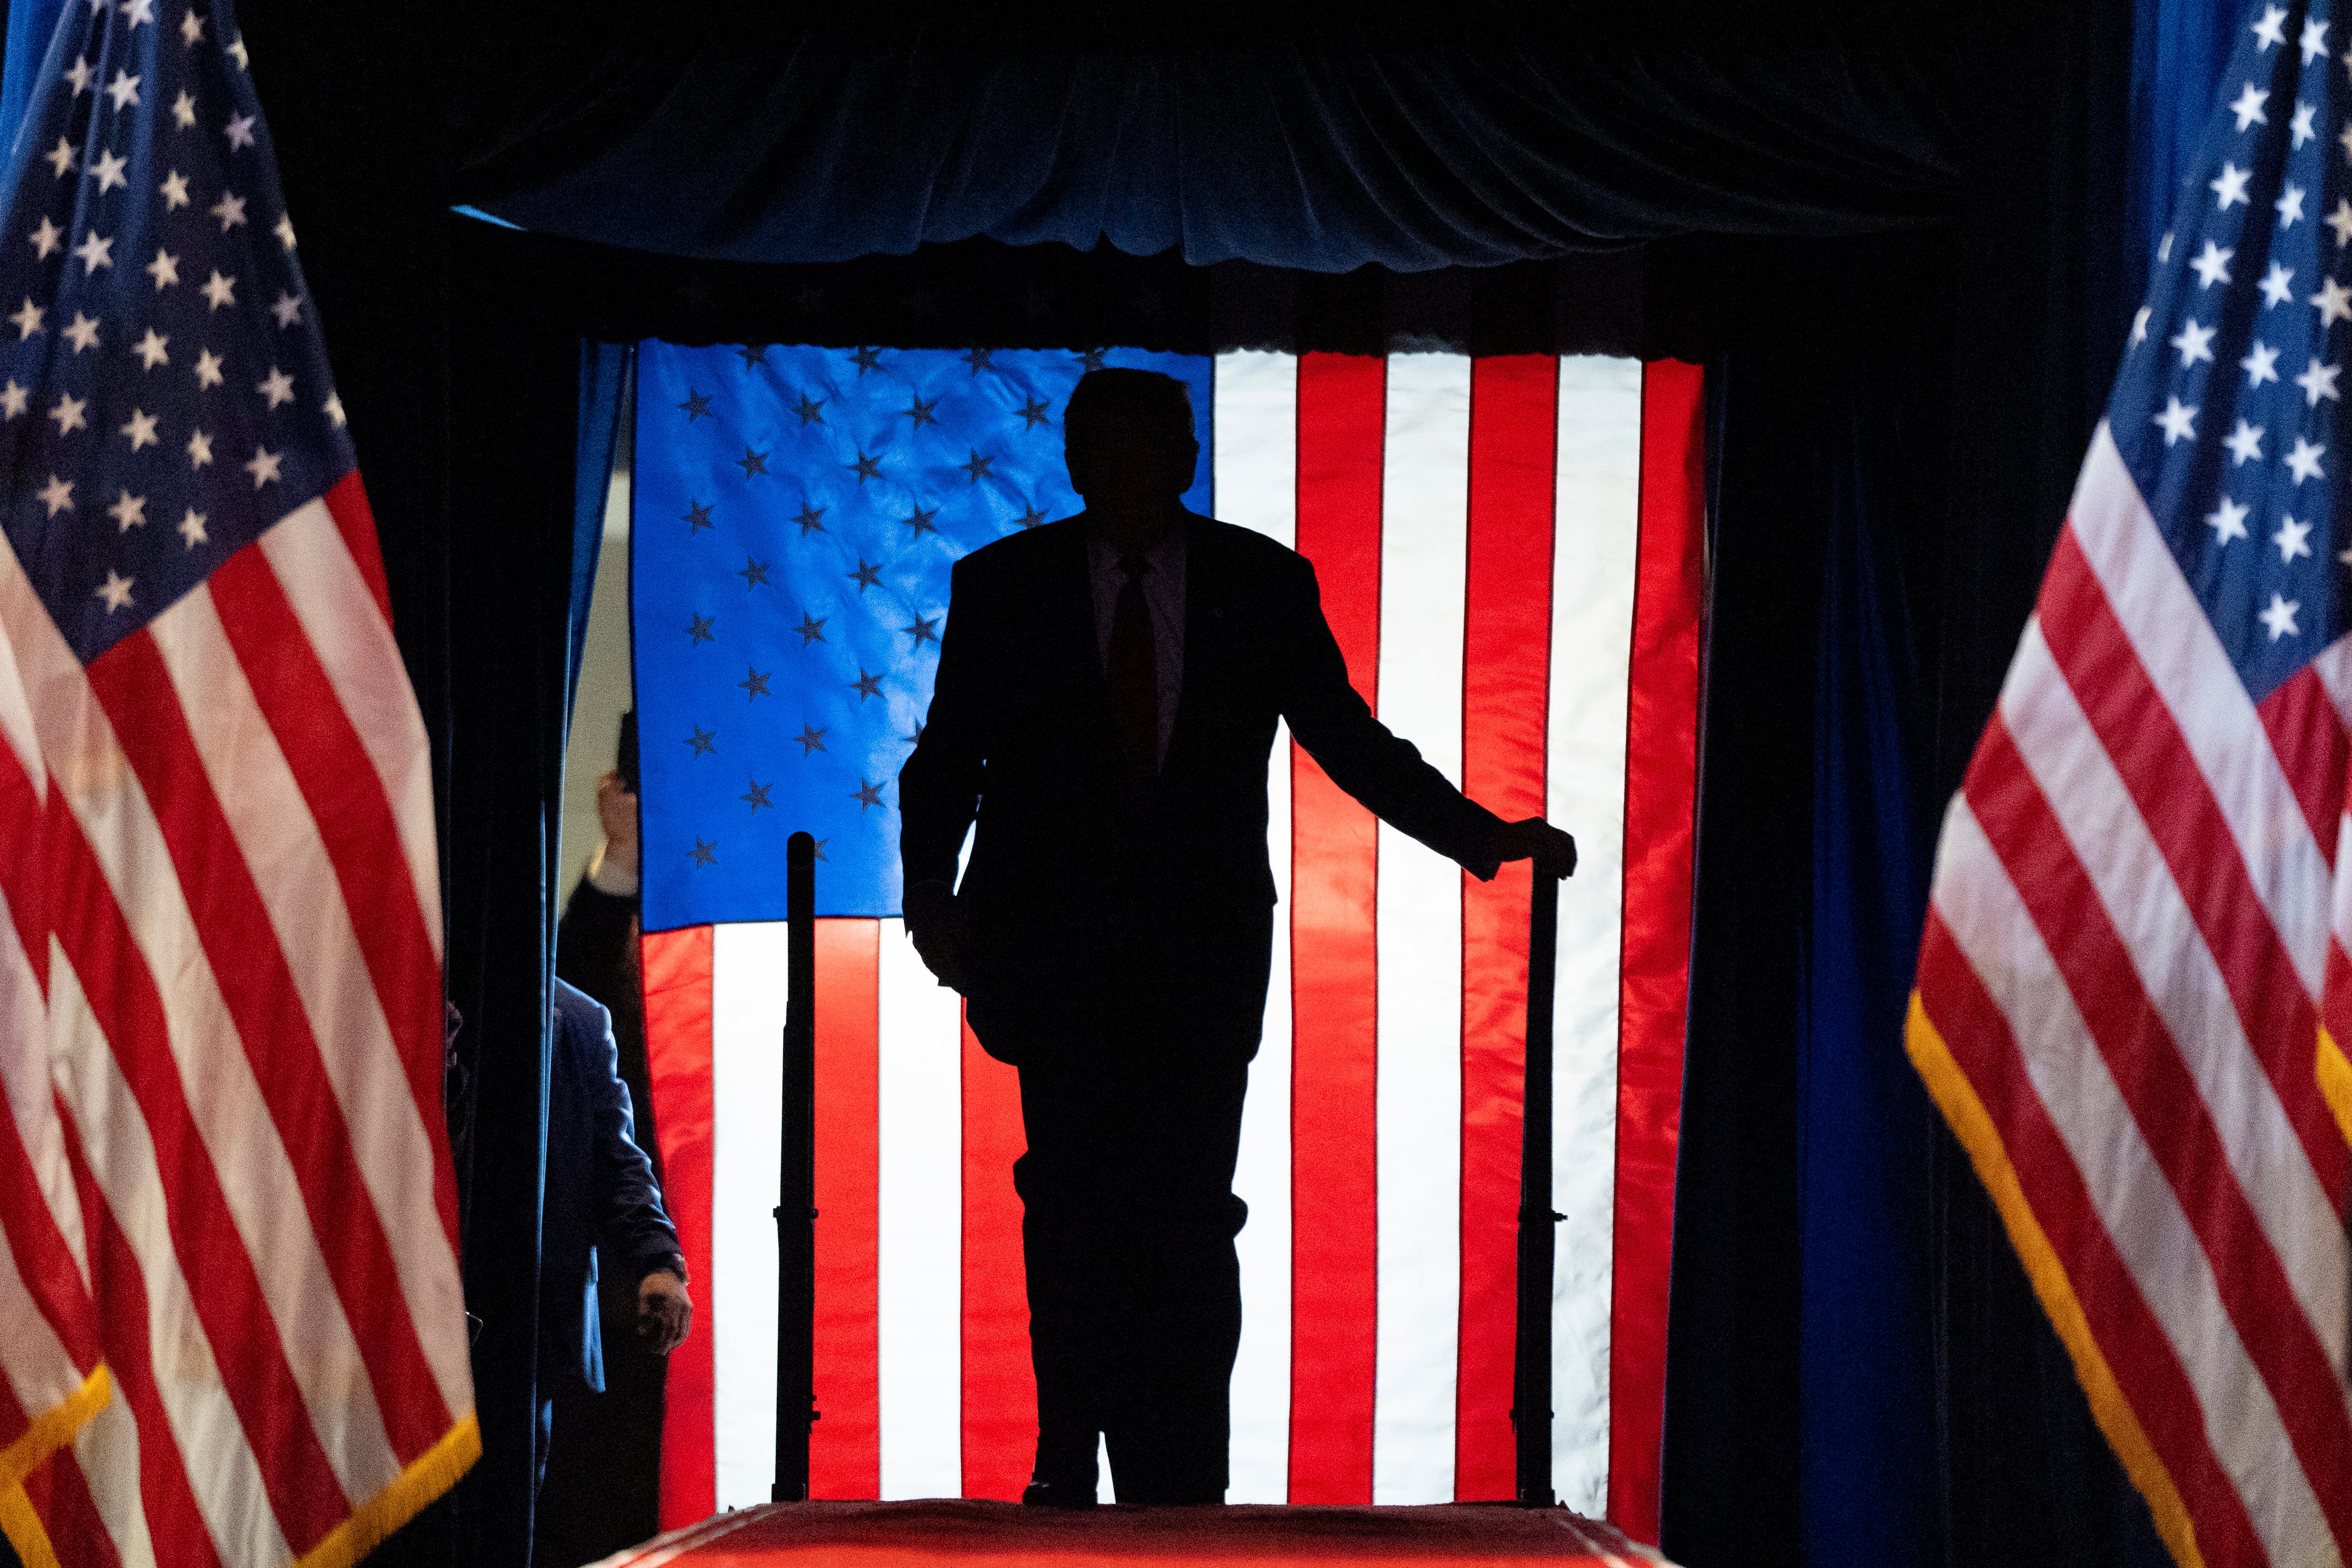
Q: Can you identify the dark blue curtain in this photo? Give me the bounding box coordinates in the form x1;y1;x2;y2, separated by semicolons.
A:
2127;0;2240;278
1659;236;1947;1568
573;343;633;718
445;8;1962;272
1796;425;1936;1568
0;0;64;151
1659;0;2175;1562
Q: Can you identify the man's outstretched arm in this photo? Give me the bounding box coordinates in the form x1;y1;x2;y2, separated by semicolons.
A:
1277;554;1575;879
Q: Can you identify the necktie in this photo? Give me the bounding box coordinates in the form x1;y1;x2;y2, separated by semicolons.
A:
1108;553;1157;790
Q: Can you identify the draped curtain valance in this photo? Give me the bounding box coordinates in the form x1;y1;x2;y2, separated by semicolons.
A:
452;14;1963;272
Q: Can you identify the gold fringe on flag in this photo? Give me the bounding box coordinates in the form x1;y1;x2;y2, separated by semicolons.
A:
2322;1029;2352;1149
0;1367;108;1496
1906;993;2204;1568
296;1414;482;1568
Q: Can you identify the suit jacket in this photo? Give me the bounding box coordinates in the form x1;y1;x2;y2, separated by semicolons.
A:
899;513;1506;1056
541;978;684;1394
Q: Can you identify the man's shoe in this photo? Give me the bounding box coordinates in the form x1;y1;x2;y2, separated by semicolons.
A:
1021;1480;1098;1509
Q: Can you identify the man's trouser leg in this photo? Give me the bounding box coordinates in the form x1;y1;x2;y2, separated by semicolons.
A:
1016;1055;1249;1504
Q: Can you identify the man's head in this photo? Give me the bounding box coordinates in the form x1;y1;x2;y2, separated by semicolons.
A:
1063;368;1199;507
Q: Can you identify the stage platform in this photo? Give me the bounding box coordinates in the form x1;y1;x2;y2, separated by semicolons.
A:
593;1500;1674;1568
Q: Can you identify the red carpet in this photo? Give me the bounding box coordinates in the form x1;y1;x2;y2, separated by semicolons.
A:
596;1500;1674;1568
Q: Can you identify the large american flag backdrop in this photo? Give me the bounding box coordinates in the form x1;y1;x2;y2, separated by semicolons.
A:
0;2;475;1566
1909;3;2352;1566
628;345;1703;1535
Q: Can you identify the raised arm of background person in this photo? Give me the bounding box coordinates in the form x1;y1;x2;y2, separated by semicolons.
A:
1275;550;1512;878
556;870;635;1004
900;551;995;896
557;770;641;1004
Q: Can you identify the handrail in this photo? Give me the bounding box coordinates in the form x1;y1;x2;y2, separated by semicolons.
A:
773;831;818;1501
1513;871;1561;1508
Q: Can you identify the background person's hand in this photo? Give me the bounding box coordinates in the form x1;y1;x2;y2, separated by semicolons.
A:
596;769;641;880
1489;817;1577;879
904;879;974;993
637;1268;692;1355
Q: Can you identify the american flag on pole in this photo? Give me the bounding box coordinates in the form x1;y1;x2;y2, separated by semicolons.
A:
1909;2;2352;1565
627;343;1702;1533
0;1;476;1564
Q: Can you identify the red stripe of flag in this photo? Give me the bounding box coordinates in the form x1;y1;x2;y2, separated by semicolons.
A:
643;925;717;1528
16;1440;120;1568
1454;354;1556;1502
960;1012;1031;1501
205;549;456;1246
0;735;102;1379
54;1094;226;1568
42;791;350;1551
1288;351;1385;1505
320;473;395;630
1966;715;2352;1538
812;919;881;1499
85;630;452;1464
1914;915;2268;1567
2256;663;2348;869
1610;358;1704;1541
2036;530;2350;1206
2328;942;2352;1070
0;1116;94;1377
0;1342;32;1465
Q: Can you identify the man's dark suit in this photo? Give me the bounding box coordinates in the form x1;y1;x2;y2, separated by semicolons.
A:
899;514;1506;1502
537;895;670;1566
536;980;683;1528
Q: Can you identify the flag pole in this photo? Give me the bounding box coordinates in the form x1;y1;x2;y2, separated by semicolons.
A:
774;831;818;1502
1513;871;1559;1507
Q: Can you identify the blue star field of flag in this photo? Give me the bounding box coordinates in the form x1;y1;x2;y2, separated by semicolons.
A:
2112;0;2352;700
632;342;1214;926
0;0;353;666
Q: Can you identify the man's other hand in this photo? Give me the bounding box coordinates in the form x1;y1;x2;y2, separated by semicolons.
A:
904;880;974;993
638;1269;692;1355
1490;817;1577;879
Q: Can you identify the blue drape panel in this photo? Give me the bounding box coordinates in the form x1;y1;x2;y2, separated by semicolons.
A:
2126;0;2240;279
0;0;66;156
1663;241;1944;1568
572;343;632;725
1798;431;1935;1568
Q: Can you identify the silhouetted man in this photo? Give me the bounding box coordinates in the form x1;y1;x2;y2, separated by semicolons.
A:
899;368;1573;1507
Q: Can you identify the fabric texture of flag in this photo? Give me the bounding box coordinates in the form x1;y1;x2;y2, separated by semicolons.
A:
632;344;1213;926
627;346;1703;1536
1909;3;2352;1565
0;1;475;1564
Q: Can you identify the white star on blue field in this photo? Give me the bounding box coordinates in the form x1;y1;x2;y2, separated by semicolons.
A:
2111;0;2352;698
632;342;1213;926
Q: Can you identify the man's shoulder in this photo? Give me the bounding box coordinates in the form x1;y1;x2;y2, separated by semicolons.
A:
953;514;1306;589
1194;516;1306;571
1192;517;1314;607
552;977;613;1048
957;516;1082;579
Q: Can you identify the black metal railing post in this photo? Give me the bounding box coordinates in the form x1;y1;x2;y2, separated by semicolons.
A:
773;831;818;1501
1512;871;1560;1507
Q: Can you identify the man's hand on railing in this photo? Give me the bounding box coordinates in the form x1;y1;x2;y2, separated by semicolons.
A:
1488;817;1578;880
905;879;975;993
